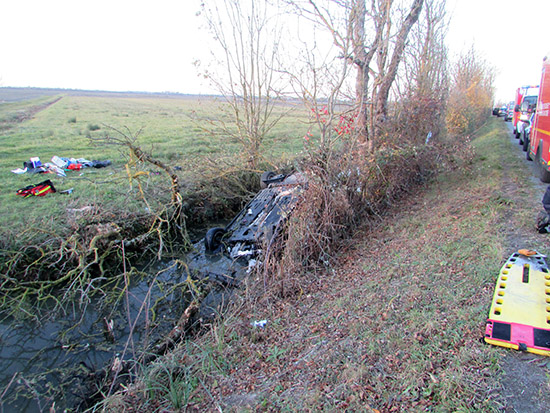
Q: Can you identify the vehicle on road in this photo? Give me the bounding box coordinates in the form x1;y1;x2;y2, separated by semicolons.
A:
526;56;550;182
513;85;539;137
504;101;514;121
516;86;539;142
513;88;524;134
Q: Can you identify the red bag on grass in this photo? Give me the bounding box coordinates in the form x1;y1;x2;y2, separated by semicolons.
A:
67;163;82;171
16;180;56;198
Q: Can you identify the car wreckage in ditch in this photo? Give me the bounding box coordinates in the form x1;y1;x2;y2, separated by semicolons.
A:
185;171;306;317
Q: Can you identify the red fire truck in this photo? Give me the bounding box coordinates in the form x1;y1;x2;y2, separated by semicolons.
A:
513;87;525;136
527;56;550;182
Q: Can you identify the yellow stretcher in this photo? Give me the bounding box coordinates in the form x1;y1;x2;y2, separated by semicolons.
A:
484;250;550;356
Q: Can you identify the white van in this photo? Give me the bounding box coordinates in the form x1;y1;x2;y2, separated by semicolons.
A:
517;86;539;142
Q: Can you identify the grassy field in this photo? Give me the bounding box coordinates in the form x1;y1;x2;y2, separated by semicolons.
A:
103;118;550;411
0;93;310;253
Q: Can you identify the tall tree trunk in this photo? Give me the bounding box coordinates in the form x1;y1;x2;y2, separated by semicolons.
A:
353;0;369;147
373;0;424;142
351;0;384;151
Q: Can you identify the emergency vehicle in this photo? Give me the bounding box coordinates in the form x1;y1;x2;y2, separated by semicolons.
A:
513;87;525;136
516;85;539;142
504;101;514;121
527;56;550;182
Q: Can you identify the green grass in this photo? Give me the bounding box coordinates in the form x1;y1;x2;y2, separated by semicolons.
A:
0;95;311;253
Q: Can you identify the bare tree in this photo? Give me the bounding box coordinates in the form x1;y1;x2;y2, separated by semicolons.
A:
287;0;424;151
404;0;448;98
371;0;424;140
198;0;287;169
91;126;191;256
392;0;449;144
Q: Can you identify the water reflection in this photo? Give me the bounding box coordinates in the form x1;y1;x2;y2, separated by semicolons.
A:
0;260;190;412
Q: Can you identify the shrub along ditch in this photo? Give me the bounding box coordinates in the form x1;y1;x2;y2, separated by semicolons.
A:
261;134;475;300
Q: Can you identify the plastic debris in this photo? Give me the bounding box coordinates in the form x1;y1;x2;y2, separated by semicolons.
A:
246;259;259;274
425;131;433;144
230;243;256;258
252;320;267;328
12;156;111;176
11;167;28;174
45;163;66;177
30;157;42;168
67;163;82;171
236;250;254;257
22;158;47;174
51;155;67;169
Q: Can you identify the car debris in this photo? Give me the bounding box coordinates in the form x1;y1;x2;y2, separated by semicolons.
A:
184;171;307;320
252;320;268;328
202;172;306;257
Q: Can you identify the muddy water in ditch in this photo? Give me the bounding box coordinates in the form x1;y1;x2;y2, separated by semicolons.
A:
0;256;201;412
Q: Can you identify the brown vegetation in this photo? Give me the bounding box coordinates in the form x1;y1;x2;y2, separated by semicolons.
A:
446;47;495;137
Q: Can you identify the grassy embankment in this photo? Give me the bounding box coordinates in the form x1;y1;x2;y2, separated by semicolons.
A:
104;118;550;411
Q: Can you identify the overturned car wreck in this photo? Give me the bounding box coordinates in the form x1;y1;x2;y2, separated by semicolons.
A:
186;171;306;318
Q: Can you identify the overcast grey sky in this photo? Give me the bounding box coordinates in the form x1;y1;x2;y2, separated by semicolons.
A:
446;0;550;102
1;0;209;93
1;0;549;102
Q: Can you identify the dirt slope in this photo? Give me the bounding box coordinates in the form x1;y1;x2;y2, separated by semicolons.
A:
212;119;550;412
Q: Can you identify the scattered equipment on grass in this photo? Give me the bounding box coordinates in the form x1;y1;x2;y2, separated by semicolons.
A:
484;250;550;356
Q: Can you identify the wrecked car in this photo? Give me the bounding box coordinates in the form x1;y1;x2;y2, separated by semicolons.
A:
203;171;305;255
184;171;306;316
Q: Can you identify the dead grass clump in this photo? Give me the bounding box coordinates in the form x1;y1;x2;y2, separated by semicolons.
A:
261;140;460;298
260;170;353;298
